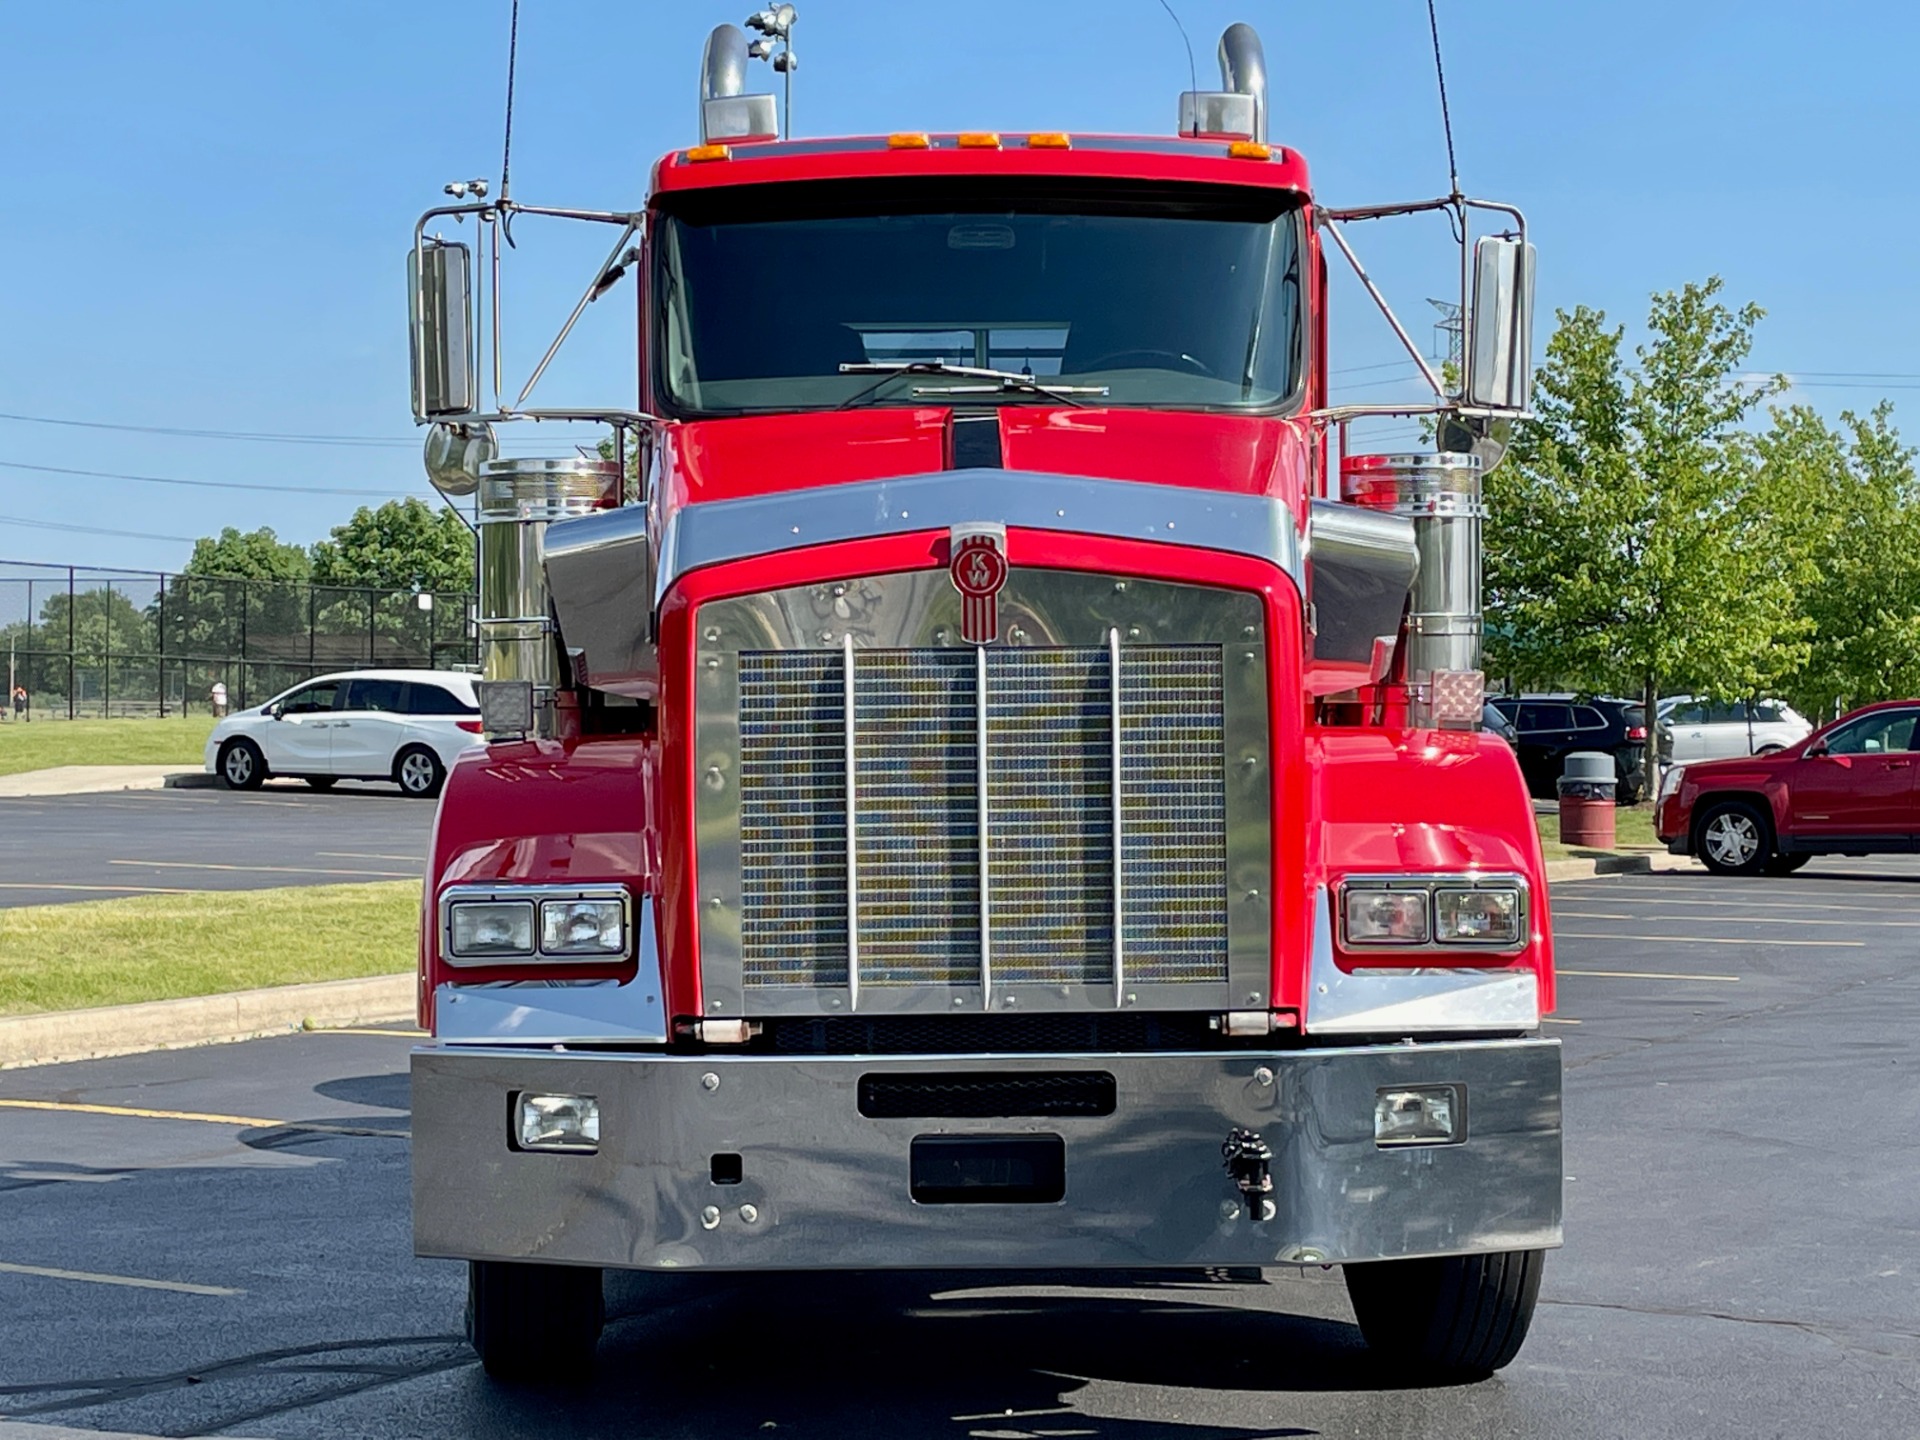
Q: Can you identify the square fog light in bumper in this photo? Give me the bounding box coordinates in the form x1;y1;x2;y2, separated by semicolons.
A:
514;1092;600;1153
1375;1085;1463;1147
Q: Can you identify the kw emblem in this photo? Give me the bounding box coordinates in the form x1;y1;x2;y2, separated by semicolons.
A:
949;526;1008;645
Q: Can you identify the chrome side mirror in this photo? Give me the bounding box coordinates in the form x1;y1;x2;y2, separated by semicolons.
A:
409;238;476;420
1465;236;1536;414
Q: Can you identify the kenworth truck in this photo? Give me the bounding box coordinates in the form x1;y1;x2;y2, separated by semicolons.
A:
405;18;1558;1383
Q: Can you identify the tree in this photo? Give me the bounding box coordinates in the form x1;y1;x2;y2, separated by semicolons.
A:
1484;279;1809;788
1758;403;1920;718
309;498;474;594
181;526;311;583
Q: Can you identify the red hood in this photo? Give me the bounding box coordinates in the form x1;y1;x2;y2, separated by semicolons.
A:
655;407;1316;525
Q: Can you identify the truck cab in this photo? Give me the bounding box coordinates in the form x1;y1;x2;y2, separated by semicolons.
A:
404;18;1558;1385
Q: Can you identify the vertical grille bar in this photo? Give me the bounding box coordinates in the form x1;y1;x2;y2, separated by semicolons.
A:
1108;627;1125;1006
976;642;992;1009
842;633;860;1012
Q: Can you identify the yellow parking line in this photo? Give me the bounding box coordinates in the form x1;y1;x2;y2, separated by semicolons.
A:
1557;933;1859;949
1544;1016;1581;1025
0;1097;280;1126
0;1098;407;1138
1560;967;1741;982
108;860;417;879
0;1259;242;1297
0;882;195;895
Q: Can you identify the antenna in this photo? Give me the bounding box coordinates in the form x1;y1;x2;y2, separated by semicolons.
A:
1154;0;1198;100
1425;0;1460;197
500;0;520;201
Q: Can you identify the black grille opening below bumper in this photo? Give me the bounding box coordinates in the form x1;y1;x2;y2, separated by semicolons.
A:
765;1011;1221;1056
859;1071;1117;1119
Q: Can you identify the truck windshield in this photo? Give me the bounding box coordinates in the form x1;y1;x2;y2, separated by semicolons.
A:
653;179;1305;416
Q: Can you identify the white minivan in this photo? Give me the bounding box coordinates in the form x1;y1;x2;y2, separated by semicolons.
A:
205;669;484;798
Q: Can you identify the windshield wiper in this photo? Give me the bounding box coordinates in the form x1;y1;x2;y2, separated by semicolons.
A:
837;361;1106;410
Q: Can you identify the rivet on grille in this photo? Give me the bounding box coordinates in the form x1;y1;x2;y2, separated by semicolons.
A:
828;996;844;1009
818;629;834;644
1245;888;1261;902
739;1204;759;1224
951;995;966;1007
1056;508;1066;518
1126;626;1142;640
704;626;721;643
1242;753;1259;771
701;1205;722;1230
705;765;726;790
700;1072;721;1092
710;999;724;1011
1009;626;1028;643
705;655;720;671
1242;650;1257;665
1113;581;1129;592
707;895;724;910
1248;992;1263;1004
1242;625;1258;639
1253;1066;1275;1088
1003;995;1018;1008
1126;992;1138;1006
832;584;847;597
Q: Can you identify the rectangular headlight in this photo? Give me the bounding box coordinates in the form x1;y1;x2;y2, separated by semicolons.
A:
515;1092;600;1152
1343;889;1430;945
1433;887;1522;945
539;898;627;957
447;899;535;960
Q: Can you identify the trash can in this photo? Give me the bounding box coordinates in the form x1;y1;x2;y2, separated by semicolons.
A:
1557;751;1617;848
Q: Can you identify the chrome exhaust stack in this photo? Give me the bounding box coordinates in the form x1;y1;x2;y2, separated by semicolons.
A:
475;456;619;738
1180;23;1268;143
700;24;778;144
1342;453;1485;730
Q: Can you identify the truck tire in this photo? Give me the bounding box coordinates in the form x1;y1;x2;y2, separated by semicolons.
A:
218;738;266;790
1344;1249;1544;1378
466;1260;603;1381
1694;799;1772;876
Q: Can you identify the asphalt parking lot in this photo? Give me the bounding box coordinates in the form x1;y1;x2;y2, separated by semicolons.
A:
0;786;436;907
1;860;1917;1438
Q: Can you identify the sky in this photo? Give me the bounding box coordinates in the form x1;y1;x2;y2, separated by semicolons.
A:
1;0;1917;576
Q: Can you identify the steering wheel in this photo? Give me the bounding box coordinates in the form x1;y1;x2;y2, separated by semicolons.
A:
1075;348;1217;378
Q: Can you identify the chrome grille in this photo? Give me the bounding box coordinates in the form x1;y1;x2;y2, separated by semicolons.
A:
738;652;847;990
734;642;1229;1001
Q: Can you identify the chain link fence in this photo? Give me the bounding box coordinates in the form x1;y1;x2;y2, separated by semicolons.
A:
0;561;477;719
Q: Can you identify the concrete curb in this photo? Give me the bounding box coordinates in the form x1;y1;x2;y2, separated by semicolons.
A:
1544;853;1651;882
163;770;221;789
0;974;414;1071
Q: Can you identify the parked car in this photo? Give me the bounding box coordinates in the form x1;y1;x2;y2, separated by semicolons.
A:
1656;699;1920;875
1482;702;1517;745
205;669;484;798
1657;695;1812;763
1488;695;1648;803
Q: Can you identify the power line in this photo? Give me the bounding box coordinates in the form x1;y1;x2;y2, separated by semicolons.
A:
0;410;416;448
0;458;422;497
0;513;197;543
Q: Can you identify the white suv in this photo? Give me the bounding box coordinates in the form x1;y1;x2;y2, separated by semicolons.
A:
1657;696;1812;764
205;669;484;798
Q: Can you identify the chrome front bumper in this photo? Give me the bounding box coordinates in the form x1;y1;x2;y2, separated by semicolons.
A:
412;1038;1561;1271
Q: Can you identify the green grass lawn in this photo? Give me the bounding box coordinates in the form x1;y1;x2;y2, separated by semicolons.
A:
0;882;418;1015
1535;802;1660;861
0;715;218;777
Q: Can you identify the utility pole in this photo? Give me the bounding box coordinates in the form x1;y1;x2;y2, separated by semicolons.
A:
1428;298;1464;377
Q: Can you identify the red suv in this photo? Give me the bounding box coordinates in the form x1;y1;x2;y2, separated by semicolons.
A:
1657;700;1920;875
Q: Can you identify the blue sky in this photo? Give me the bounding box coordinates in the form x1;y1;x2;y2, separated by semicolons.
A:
1;0;1915;575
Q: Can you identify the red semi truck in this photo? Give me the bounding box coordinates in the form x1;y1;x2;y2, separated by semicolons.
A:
405;19;1557;1384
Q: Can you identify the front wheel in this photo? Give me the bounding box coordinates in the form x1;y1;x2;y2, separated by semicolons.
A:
394;745;445;799
1695;799;1772;876
467;1261;603;1382
218;738;266;791
1345;1249;1545;1378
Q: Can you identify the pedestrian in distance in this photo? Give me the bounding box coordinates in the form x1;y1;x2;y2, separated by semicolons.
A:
210;679;228;718
11;684;26;722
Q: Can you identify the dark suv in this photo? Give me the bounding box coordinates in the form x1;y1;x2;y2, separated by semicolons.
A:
1489;696;1649;803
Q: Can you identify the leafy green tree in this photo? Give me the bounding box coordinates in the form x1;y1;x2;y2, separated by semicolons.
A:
1758;403;1920;718
182;526;311;583
1484;279;1808;786
310;498;474;594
